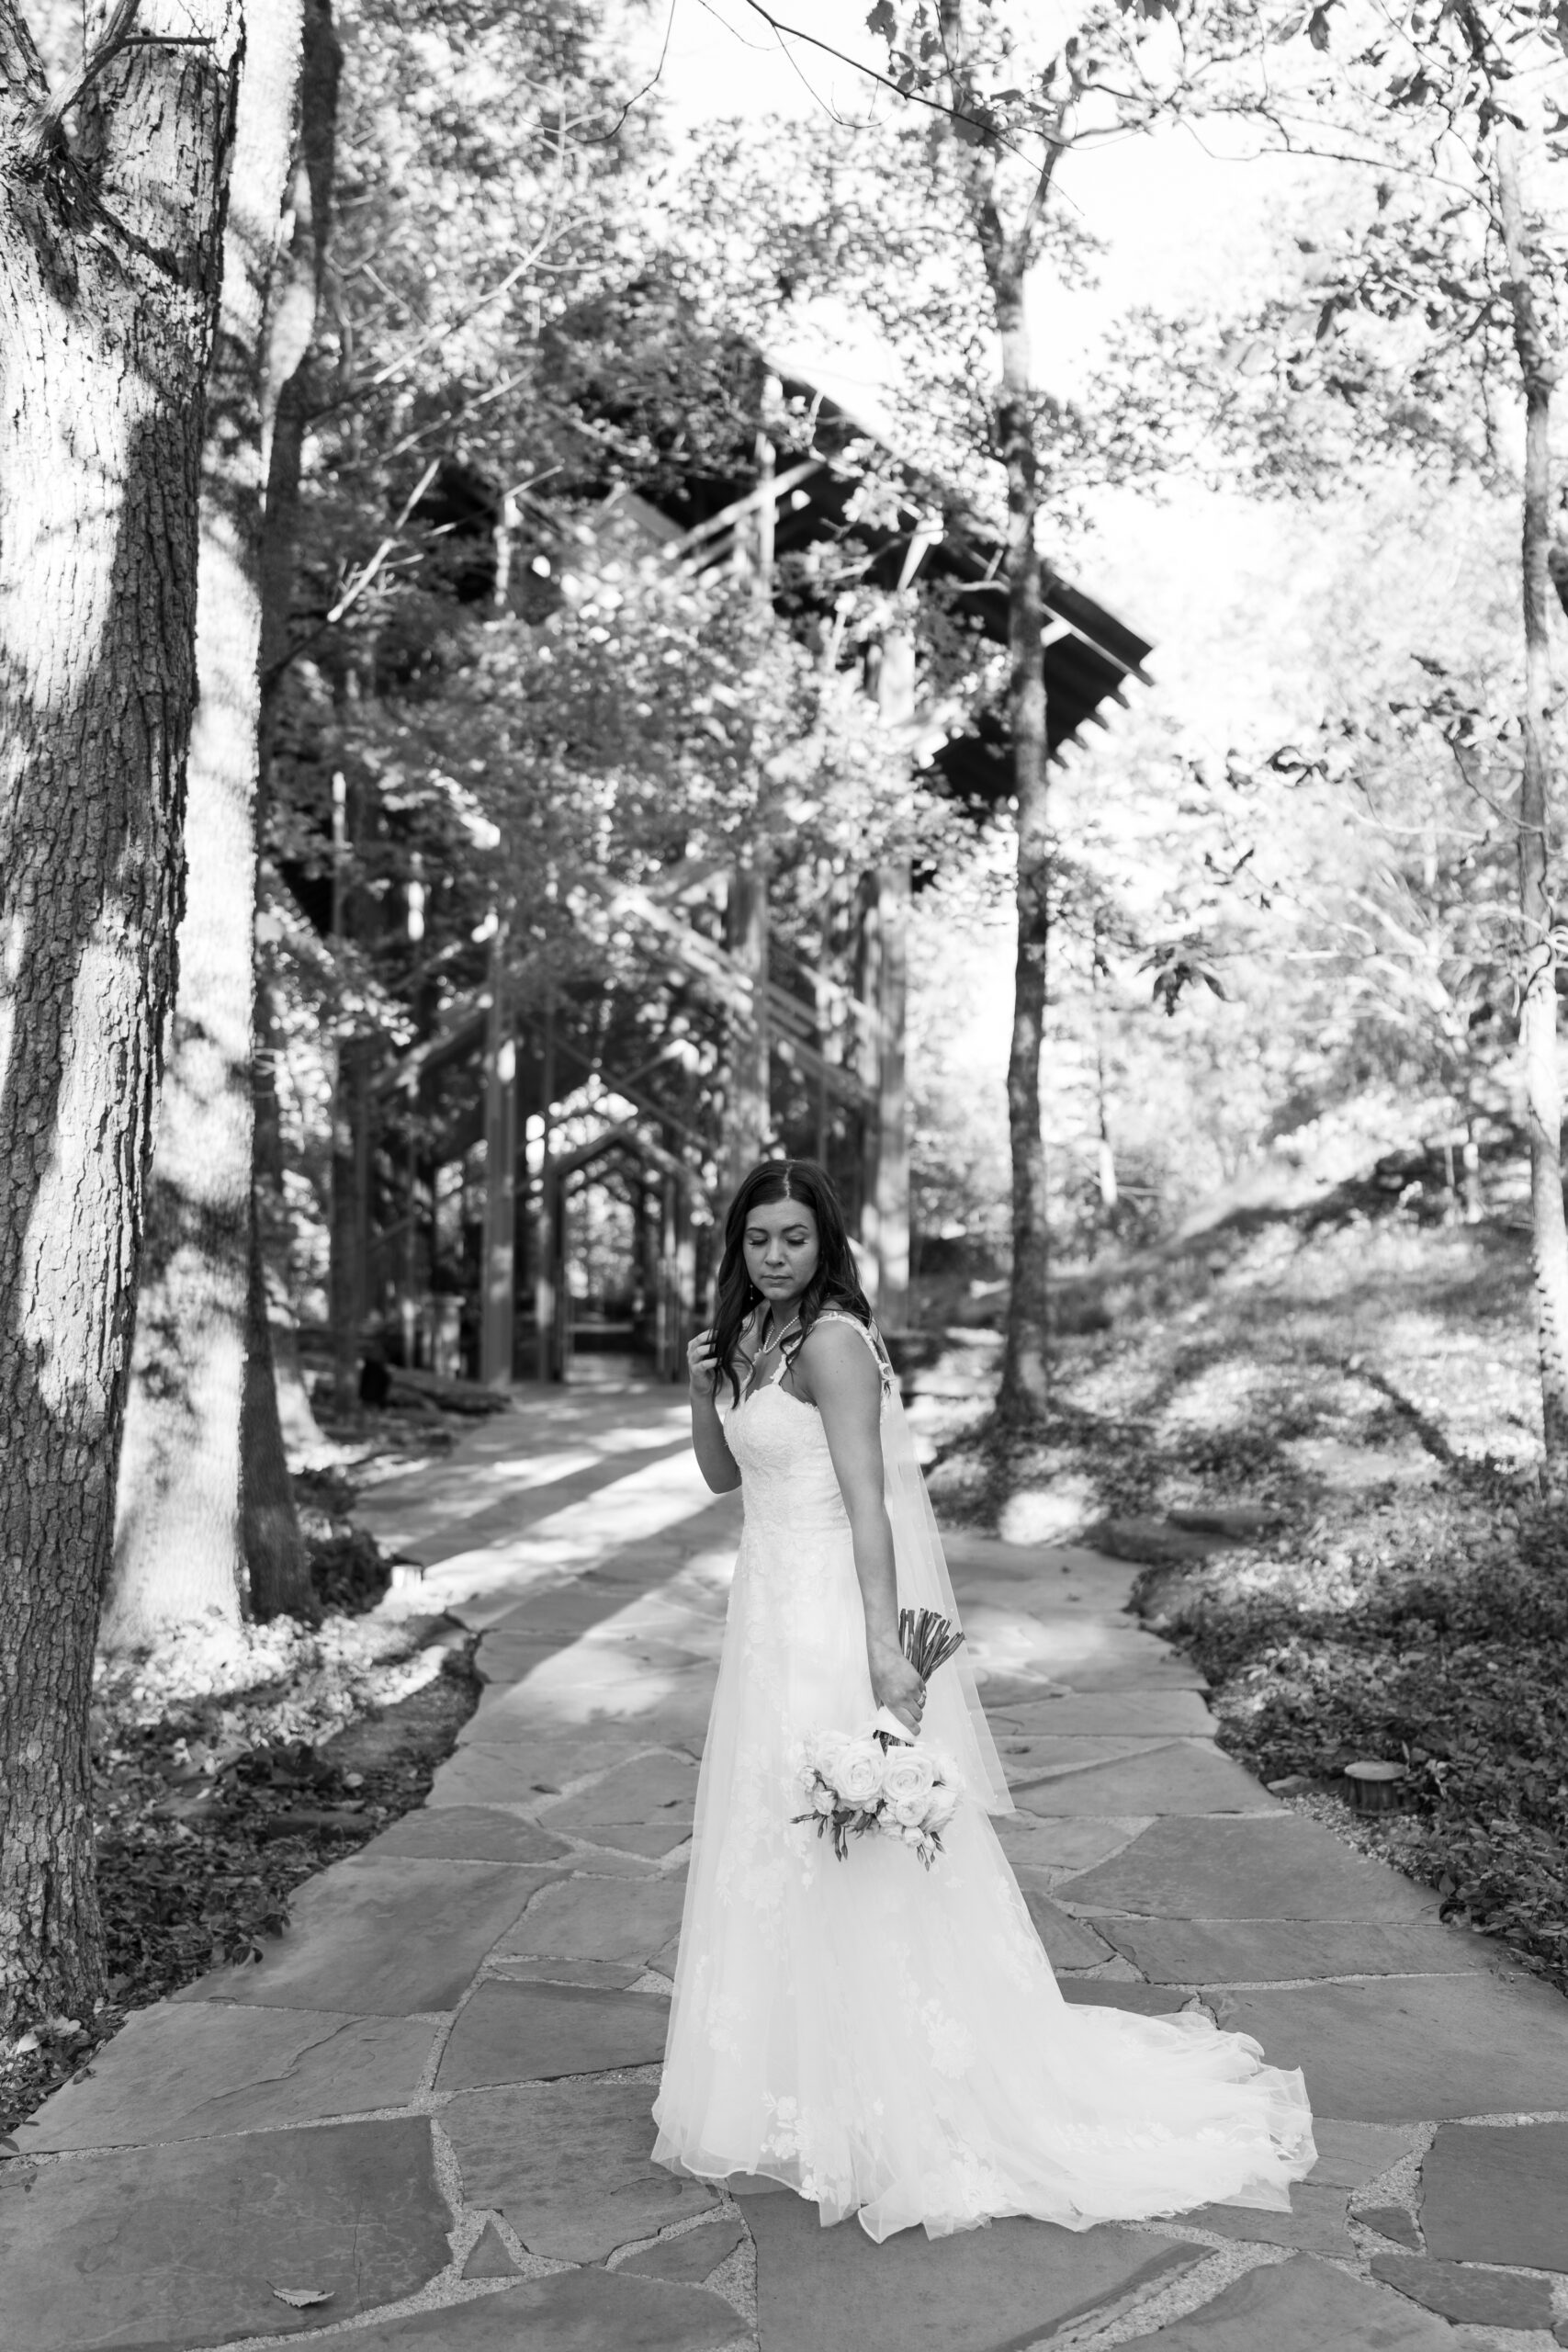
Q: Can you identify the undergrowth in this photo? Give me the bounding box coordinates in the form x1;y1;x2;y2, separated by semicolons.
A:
1138;1488;1568;1995
921;1202;1568;1996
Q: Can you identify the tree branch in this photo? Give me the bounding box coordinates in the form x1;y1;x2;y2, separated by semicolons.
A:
17;0;140;171
731;0;1053;165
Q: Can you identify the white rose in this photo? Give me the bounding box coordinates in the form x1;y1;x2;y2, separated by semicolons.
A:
808;1731;850;1776
925;1784;958;1830
897;1822;926;1847
812;1783;837;1815
890;1793;928;1827
881;1747;937;1806
829;1738;886;1806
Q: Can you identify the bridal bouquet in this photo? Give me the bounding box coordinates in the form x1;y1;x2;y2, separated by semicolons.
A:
794;1610;965;1871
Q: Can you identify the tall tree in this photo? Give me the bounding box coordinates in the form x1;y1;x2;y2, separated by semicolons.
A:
0;0;242;2026
254;0;339;1469
923;3;1060;1420
833;0;1247;1415
1175;0;1568;1489
105;0;314;1650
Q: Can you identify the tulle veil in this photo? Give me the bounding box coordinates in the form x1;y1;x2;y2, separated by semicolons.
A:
870;1328;1014;1815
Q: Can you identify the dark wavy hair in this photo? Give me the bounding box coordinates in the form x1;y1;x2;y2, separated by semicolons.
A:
710;1159;872;1406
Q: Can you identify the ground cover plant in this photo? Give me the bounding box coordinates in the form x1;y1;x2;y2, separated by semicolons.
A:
927;1173;1568;1994
0;1478;478;2138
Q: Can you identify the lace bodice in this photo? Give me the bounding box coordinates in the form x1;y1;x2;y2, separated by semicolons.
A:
720;1311;894;1542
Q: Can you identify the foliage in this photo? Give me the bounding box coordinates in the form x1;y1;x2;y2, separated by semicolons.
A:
1145;1510;1568;1990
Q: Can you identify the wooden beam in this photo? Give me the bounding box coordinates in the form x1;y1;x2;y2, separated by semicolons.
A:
666;458;823;559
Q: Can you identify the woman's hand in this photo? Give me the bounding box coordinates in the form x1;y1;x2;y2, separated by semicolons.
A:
687;1329;723;1400
868;1637;925;1739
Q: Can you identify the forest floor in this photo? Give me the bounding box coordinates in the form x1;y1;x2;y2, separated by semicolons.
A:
0;1437;484;2138
923;1192;1568;2001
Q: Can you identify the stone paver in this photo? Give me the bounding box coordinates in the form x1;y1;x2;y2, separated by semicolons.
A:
993;1689;1218;1736
462;2219;522;2277
1308;2118;1422;2186
1061;1812;1442;1920
172;1853;558;2013
1184;2180;1355;2255
1022;1889;1113;1968
435;1977;671;2086
362;1803;572;1862
340;2271;744;2349
1135;2252;1456;2347
1419;2118;1568;2267
443;2077;720;2259
25;1999;435;2149
0;2117;449;2348
1368;2254;1556;2329
1359;2203;1422;2249
1097;1916;1500;1983
748;2188;1206;2352
503;1869;688;1962
1013;1739;1279;1817
539;1752;699;1858
1207;1973;1568;2119
617;2211;750;2283
9;1381;1568;2352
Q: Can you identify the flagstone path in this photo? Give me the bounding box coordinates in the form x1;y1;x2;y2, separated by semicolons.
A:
7;1383;1568;2350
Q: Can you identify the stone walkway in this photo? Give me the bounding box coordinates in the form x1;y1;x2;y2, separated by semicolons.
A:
7;1383;1568;2351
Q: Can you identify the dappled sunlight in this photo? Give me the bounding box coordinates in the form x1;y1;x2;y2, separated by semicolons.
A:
960;1600;1144;1682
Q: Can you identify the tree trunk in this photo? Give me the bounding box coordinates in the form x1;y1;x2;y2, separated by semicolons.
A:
105;0;310;1650
0;1;241;2029
995;253;1052;1422
331;1032;371;1414
243;1198;316;1619
939;2;1056;1424
1497;126;1568;1497
254;962;327;1457
251;0;341;1467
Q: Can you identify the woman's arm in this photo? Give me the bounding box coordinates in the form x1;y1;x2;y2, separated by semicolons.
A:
687;1329;743;1494
795;1324;925;1736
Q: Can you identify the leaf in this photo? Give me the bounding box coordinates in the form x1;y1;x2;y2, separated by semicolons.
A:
1308;4;1334;49
271;2287;334;2310
864;0;896;38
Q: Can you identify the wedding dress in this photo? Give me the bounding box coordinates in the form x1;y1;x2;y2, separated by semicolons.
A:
651;1314;1315;2243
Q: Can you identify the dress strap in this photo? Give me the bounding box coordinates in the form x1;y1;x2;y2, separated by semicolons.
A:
807;1310;895;1399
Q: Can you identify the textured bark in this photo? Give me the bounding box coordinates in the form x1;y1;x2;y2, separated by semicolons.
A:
0;1;241;2028
994;246;1052;1422
1496;127;1568;1498
331;1030;371;1414
252;2;340;1466
105;0;309;1650
243;1198;315;1618
254;965;326;1456
257;0;338;781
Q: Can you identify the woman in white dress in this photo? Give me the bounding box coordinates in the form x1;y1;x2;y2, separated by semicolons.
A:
651;1159;1314;2243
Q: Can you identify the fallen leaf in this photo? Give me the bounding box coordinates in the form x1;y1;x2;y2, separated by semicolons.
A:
271;2286;334;2309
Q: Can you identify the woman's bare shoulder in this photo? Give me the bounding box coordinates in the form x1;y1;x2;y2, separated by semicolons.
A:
795;1313;881;1398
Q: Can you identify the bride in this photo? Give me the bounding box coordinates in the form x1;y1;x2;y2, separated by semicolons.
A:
651;1158;1314;2243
